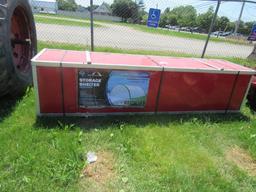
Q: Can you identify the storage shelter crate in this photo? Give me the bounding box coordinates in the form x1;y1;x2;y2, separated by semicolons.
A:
31;49;255;116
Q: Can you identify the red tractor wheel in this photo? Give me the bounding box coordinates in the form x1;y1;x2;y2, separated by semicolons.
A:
0;0;37;97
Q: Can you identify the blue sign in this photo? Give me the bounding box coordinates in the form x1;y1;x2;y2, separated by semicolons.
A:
147;8;161;28
248;24;256;41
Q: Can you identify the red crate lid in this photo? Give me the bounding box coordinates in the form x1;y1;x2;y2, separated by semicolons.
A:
89;52;161;71
150;56;213;70
62;50;87;64
32;49;89;67
206;59;255;74
35;49;66;63
150;56;255;75
31;49;256;75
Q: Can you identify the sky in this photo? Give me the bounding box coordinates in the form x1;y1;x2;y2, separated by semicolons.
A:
75;0;256;22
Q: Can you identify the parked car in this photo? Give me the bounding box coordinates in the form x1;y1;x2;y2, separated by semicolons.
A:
180;27;191;32
228;32;244;37
211;31;224;37
191;27;201;33
165;25;179;30
221;31;233;37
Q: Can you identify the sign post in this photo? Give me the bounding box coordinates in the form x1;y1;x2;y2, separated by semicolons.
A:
147;8;161;28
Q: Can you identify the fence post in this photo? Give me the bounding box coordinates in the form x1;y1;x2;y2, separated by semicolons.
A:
90;0;94;51
201;0;221;58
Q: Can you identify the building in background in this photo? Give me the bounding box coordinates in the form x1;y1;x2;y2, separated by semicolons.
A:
30;0;58;14
77;5;88;13
93;2;112;16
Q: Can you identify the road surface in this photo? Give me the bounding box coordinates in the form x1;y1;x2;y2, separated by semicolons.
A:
36;22;254;58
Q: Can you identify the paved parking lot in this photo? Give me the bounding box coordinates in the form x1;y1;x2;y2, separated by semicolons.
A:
36;22;254;58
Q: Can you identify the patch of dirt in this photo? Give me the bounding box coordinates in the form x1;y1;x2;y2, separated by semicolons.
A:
82;151;115;185
226;146;256;176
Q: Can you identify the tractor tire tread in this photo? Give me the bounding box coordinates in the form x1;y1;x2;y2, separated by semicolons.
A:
0;0;36;97
0;1;9;97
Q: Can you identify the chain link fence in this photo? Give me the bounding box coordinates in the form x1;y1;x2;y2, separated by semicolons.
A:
31;0;255;58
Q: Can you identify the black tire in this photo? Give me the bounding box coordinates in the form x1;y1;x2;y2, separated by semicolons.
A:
0;0;37;97
247;86;256;112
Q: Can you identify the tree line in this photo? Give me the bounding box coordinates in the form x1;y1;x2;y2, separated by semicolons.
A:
56;0;254;35
111;0;254;35
159;5;254;35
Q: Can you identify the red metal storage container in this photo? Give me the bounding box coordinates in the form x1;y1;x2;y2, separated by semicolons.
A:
150;56;254;113
32;49;255;116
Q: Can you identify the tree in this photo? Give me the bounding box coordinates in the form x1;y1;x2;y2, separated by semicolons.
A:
170;5;197;27
141;14;148;24
159;8;177;27
216;16;230;31
239;21;254;35
57;0;77;11
159;6;197;28
137;9;147;24
197;6;214;32
159;13;177;27
111;0;139;22
226;21;236;32
159;8;170;27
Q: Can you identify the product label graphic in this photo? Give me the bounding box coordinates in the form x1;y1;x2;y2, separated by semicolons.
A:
78;70;150;108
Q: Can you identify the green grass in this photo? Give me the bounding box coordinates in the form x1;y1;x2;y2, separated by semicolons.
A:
0;41;256;191
38;40;199;58
0;92;84;191
34;15;101;27
119;23;250;46
34;13;250;46
35;13;88;20
34;13;119;23
38;40;256;68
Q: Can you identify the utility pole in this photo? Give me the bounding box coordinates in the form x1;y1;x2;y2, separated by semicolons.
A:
90;0;94;51
234;0;246;34
201;0;221;58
